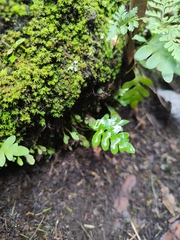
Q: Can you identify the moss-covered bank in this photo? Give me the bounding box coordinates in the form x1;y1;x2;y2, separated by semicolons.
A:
0;0;125;144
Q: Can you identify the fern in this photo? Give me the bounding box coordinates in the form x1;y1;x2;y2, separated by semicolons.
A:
114;76;153;108
135;35;180;82
107;6;139;41
143;0;180;62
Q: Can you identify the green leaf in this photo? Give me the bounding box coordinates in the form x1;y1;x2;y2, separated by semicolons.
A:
139;77;153;86
119;119;129;126
25;154;35;165
110;136;120;155
37;148;42;155
73;114;82;123
37;145;46;154
133;34;147;43
119;141;135;153
1;135;16;151
9;54;17;63
161;70;174;83
130;99;139;108
14;38;25;48
157;62;174;83
80;137;90;148
106;105;119;117
70;131;80;141
9;144;29;156
5;151;13;161
85;115;96;129
135;34;180;82
17;157;23;166
136;85;149;97
135;45;154;61
0;151;6;167
47;148;55;155
63;133;70;144
7;48;14;55
118;132;129;139
92;130;103;147
101;131;111;151
146;52;162;69
122;80;136;89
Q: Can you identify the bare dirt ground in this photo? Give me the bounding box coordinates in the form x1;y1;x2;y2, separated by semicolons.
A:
0;92;180;240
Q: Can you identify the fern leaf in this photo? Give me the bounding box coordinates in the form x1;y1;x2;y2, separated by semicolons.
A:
148;1;162;10
135;35;180;82
116;77;152;108
107;6;138;41
145;10;161;20
159;27;180;61
146;0;180;29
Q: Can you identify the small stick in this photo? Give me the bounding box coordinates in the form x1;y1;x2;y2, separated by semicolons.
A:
29;215;44;240
77;221;93;240
131;220;142;240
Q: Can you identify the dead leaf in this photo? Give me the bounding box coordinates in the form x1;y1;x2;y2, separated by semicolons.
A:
93;146;101;159
161;231;174;240
25;211;34;216
170;220;180;239
158;180;179;216
114;175;137;219
161;220;180;240
121;175;137;195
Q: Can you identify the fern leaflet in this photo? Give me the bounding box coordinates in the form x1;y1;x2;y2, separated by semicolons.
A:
107;6;139;41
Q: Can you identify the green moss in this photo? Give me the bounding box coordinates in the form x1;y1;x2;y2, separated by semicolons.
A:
0;0;124;142
0;0;28;21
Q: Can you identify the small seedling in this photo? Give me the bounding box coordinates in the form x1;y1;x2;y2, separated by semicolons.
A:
0;135;35;167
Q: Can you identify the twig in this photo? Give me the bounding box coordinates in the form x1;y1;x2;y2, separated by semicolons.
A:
0;217;8;231
131;220;141;240
77;221;93;240
29;215;44;240
102;226;106;240
151;174;160;218
53;219;63;240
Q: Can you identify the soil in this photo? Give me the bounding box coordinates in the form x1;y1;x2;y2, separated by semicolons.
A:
0;91;180;240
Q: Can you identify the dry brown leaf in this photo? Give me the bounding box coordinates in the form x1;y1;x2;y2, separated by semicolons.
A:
161;220;180;240
170;220;180;239
114;175;137;215
161;231;174;240
158;180;179;216
93;146;101;159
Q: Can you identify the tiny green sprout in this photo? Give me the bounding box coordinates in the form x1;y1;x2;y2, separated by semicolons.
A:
6;38;26;63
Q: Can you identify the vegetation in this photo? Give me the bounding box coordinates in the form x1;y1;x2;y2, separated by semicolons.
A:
0;0;124;144
1;0;180;166
134;0;180;82
0;135;35;167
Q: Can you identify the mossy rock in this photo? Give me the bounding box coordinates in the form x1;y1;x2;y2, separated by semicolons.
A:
0;0;124;143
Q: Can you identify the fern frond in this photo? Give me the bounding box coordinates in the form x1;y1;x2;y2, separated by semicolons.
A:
144;0;180;62
107;6;139;40
146;0;180;26
114;77;152;108
159;26;180;61
135;35;180;82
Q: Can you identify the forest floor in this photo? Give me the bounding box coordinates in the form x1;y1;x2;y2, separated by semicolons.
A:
0;90;180;240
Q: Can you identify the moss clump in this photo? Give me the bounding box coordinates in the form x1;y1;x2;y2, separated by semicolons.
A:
0;0;124;142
